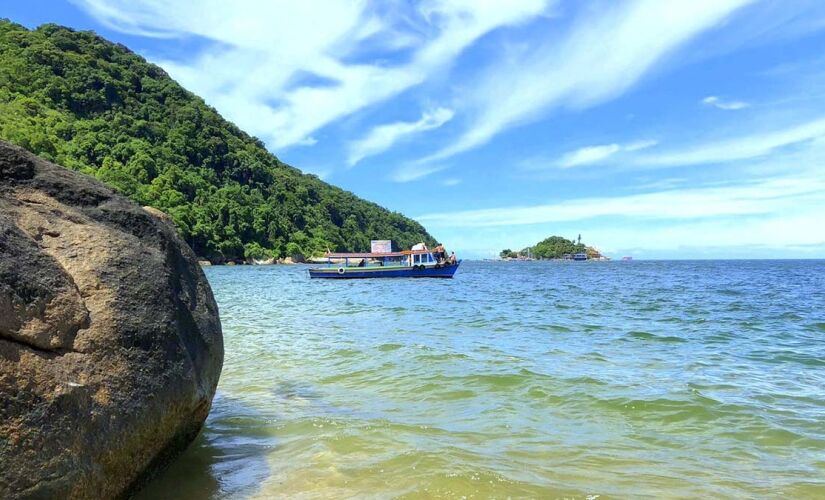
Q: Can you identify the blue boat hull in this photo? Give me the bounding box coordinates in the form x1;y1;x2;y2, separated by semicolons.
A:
309;261;461;279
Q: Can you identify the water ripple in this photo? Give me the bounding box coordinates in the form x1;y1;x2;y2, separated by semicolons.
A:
140;260;825;499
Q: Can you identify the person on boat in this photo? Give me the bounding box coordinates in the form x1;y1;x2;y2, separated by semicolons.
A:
433;243;445;261
358;258;366;267
448;252;457;265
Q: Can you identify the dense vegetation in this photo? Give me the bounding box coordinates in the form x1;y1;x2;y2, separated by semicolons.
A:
0;20;434;262
530;235;587;259
501;235;588;259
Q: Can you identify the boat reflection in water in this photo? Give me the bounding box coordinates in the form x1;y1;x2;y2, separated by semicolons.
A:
308;245;460;279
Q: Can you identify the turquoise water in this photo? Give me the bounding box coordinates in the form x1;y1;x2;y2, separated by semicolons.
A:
140;260;825;498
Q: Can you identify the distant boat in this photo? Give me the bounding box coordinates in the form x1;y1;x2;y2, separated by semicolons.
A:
308;249;460;279
622;256;633;261
573;252;588;261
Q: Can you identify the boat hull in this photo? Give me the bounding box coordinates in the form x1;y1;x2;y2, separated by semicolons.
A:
309;261;461;279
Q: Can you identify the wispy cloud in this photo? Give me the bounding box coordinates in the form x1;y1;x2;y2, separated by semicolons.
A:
636;116;825;166
416;174;825;227
295;136;318;147
702;95;750;110
555;140;657;168
390;164;447;183
558;144;621;168
441;178;462;187
625;139;658;151
420;0;752;163
523;139;657;170
75;0;549;150
348;108;453;166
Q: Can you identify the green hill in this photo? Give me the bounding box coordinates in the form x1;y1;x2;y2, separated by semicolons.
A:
0;20;434;262
501;235;587;259
529;235;586;259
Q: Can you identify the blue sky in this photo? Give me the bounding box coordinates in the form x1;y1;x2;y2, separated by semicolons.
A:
6;1;825;258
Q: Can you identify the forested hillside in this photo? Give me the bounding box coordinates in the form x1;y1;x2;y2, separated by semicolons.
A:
501;235;587;259
0;20;434;262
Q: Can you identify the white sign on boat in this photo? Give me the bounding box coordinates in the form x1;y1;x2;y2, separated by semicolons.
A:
371;240;392;253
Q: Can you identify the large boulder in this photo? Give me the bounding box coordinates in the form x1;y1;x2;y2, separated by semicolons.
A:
0;141;223;498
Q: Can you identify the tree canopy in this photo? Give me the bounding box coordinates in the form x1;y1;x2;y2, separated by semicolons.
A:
529;236;586;259
501;235;587;260
0;20;435;262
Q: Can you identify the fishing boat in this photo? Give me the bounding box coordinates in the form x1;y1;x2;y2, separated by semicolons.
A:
308;249;461;279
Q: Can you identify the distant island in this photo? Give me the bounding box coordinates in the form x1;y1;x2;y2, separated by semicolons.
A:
0;21;435;264
500;235;609;260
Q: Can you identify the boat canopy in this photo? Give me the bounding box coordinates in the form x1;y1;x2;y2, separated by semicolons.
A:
324;250;431;258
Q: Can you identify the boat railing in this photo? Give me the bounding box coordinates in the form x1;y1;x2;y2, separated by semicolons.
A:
315;250;444;268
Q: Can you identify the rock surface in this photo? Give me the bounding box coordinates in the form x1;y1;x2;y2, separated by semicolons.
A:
0;141;223;499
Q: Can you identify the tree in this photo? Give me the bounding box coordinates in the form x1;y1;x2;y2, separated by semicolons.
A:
499;249;523;259
527;235;587;259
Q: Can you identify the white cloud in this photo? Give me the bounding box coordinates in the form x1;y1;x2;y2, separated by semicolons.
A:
624;139;658;151
74;0;549;151
702;95;750;110
558;144;621;168
416;174;825;227
347;107;453;166
637;116;825;166
421;0;752;163
295;136;318;147
523;139;656;170
555;139;657;168
390;164;447;183
441;178;462;186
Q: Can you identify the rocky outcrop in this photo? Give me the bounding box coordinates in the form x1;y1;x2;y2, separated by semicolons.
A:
0;141;223;499
247;257;275;265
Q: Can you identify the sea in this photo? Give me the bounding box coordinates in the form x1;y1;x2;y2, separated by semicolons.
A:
138;260;825;499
